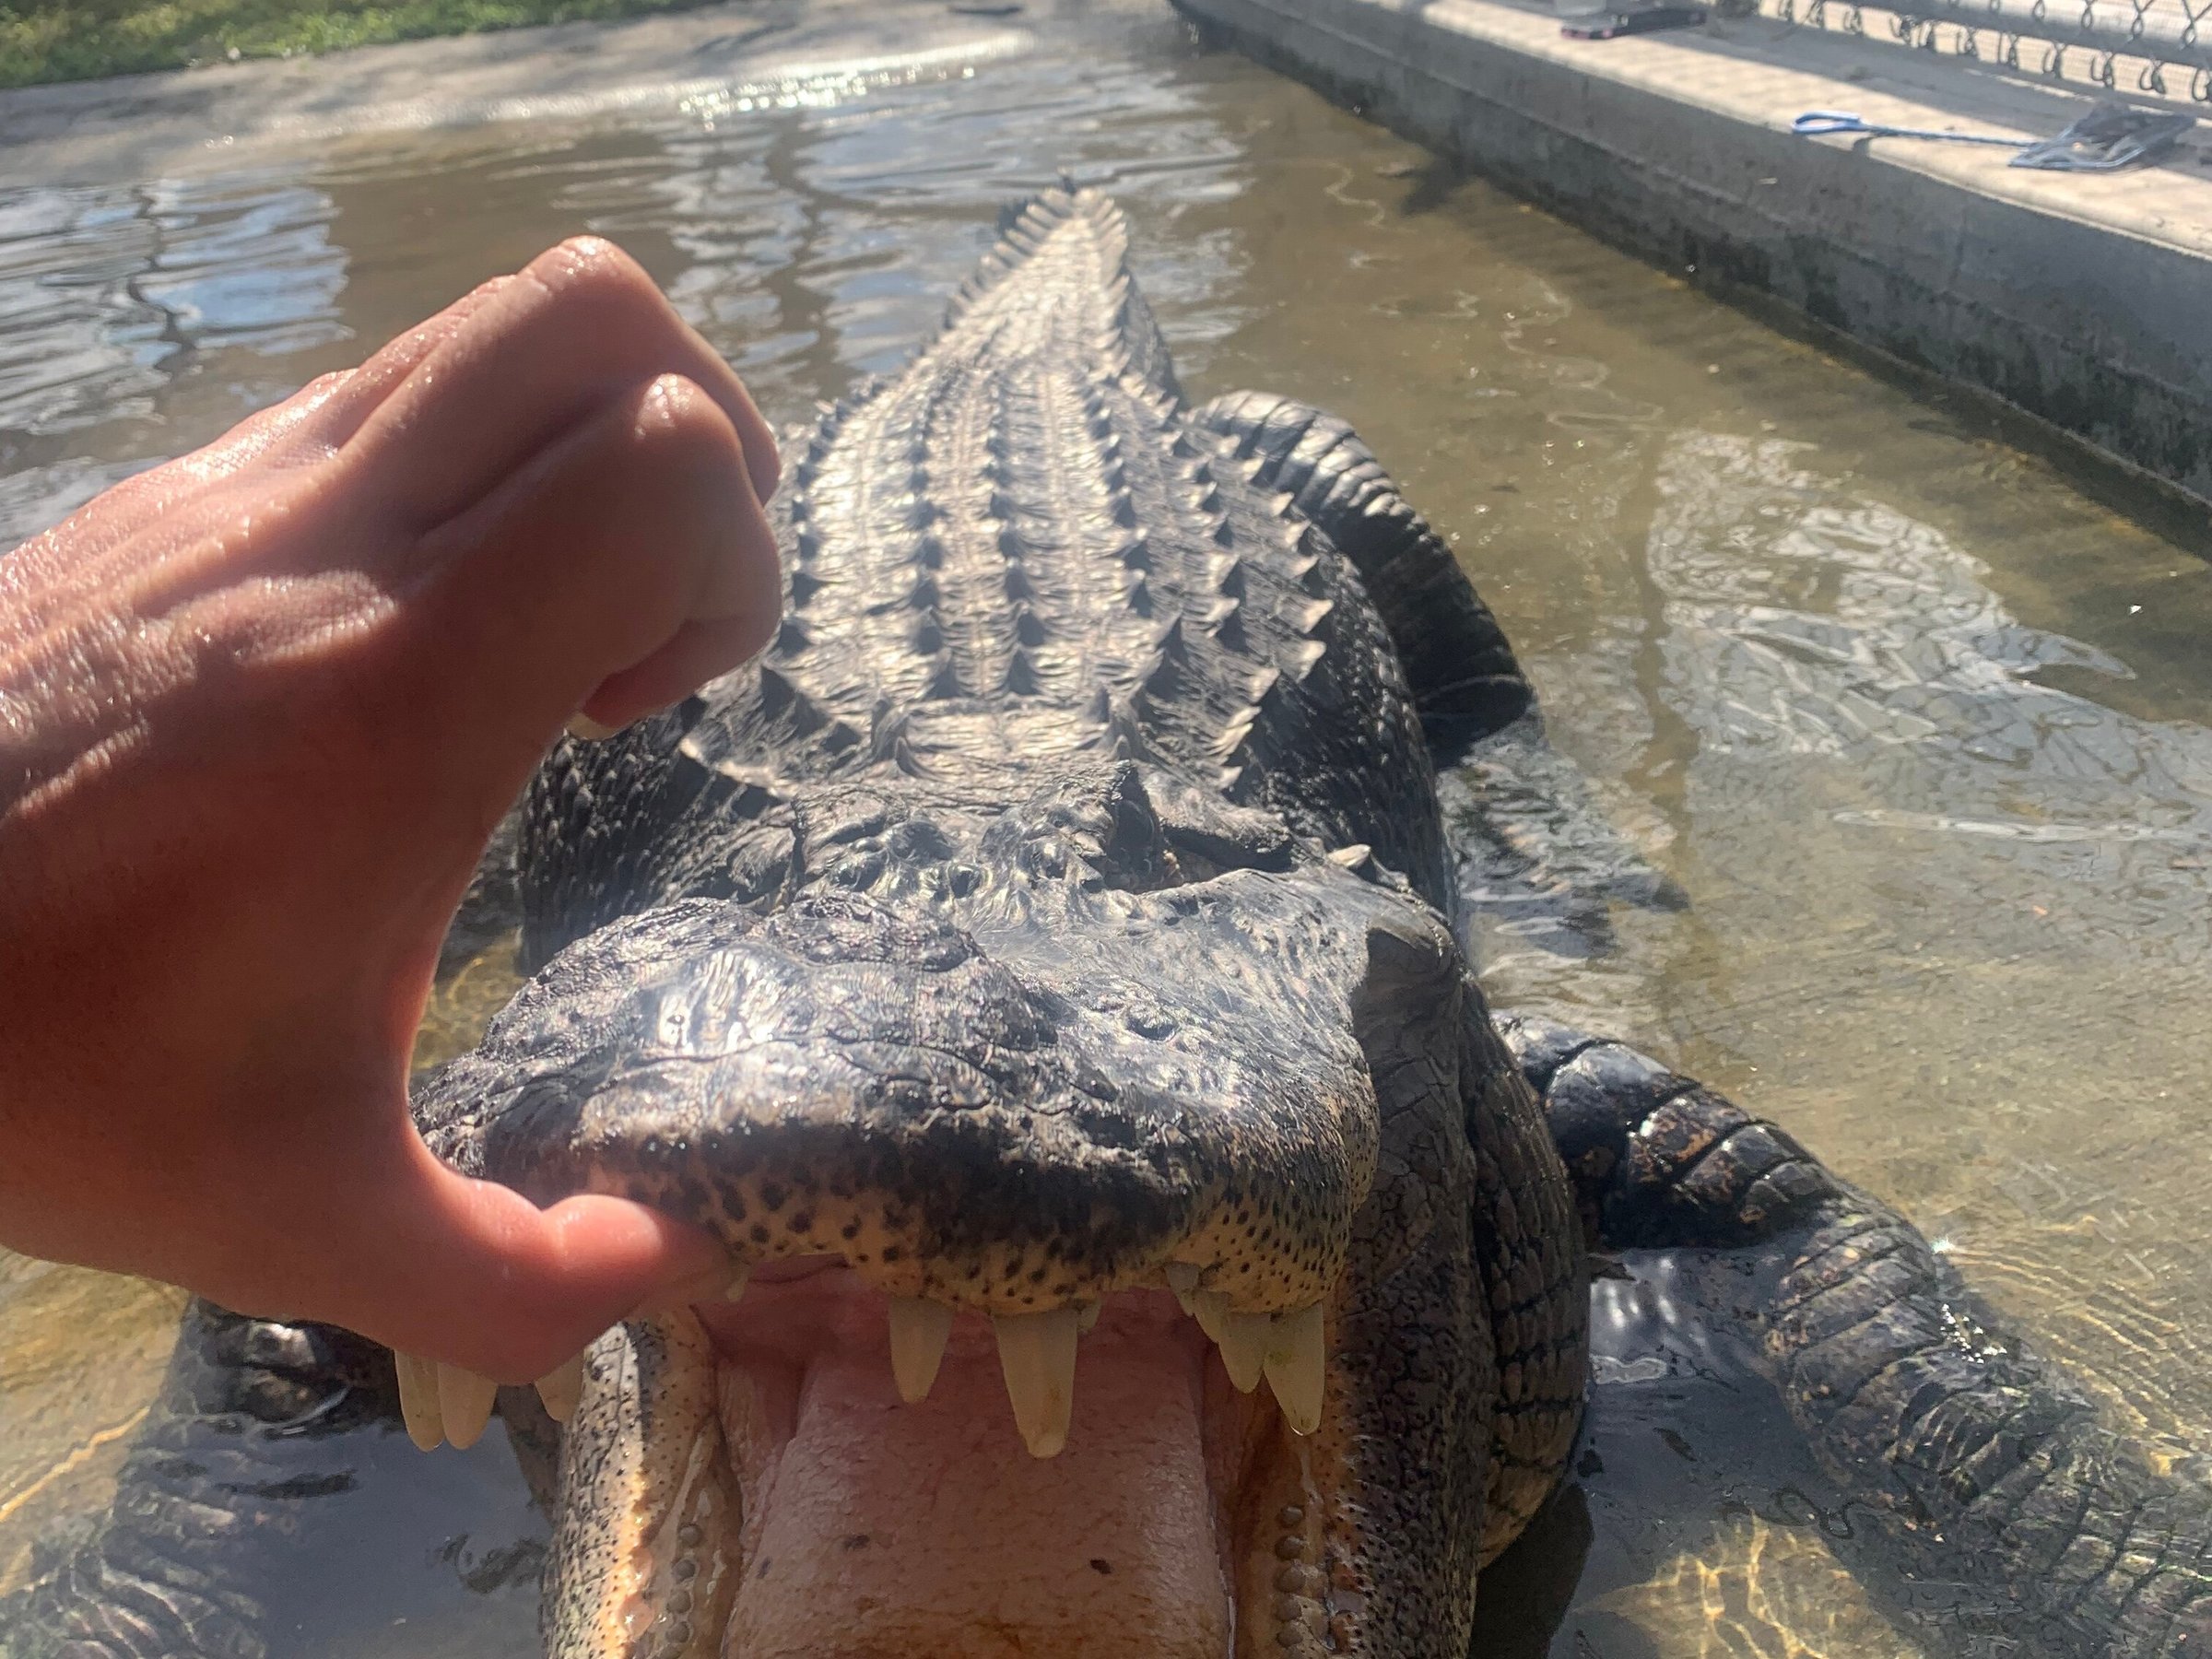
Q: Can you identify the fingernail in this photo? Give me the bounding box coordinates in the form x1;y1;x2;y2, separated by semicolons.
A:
452;272;517;315
635;1256;739;1317
566;712;622;741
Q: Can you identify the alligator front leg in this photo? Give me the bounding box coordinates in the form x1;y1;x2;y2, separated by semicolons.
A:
1498;1010;2212;1656
0;1300;541;1659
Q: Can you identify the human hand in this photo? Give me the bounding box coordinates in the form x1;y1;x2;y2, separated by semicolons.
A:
0;238;776;1388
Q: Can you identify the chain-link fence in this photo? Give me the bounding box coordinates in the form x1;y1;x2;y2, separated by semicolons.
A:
1762;0;2212;102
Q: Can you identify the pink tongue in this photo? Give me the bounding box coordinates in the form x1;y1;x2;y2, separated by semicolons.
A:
724;1312;1229;1658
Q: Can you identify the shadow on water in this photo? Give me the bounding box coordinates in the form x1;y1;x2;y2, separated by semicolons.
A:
4;3;2212;1652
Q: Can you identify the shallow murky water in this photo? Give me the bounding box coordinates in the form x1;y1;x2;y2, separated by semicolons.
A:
4;2;2211;1653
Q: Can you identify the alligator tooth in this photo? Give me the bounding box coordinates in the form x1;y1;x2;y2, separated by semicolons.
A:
1076;1301;1102;1335
1164;1263;1201;1317
993;1308;1079;1459
535;1354;585;1425
888;1298;954;1403
1262;1302;1325;1435
394;1352;444;1451
725;1264;752;1301
1189;1288;1230;1343
1213;1310;1272;1394
438;1364;500;1450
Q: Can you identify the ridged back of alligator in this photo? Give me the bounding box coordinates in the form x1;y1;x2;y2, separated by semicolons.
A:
522;188;1447;952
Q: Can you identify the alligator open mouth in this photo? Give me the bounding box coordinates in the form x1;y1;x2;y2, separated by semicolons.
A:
525;1257;1343;1659
407;866;1413;1658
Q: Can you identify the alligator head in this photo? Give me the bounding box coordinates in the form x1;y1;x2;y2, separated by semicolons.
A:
410;190;1585;1658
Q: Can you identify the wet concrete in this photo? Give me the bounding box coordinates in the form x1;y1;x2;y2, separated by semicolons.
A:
1174;0;2212;508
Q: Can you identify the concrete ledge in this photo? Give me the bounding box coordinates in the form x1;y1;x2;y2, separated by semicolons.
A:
1172;0;2212;505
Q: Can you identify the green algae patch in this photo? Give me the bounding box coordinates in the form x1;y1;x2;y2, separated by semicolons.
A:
0;0;722;88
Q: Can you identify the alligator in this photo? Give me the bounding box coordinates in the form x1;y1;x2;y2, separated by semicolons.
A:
8;188;2211;1659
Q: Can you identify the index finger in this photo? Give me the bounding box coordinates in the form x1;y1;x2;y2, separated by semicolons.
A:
335;238;779;534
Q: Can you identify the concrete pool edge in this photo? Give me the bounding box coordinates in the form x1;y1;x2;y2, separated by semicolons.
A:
1171;0;2212;511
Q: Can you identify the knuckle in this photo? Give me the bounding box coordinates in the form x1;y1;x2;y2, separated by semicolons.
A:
532;234;664;317
298;368;354;400
635;374;745;463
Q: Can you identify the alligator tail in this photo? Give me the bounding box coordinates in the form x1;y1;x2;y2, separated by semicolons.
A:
1497;1009;2212;1657
1191;393;1685;946
1187;389;1531;757
953;185;1180;400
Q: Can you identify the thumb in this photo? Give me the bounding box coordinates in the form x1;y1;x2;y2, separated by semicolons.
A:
304;1123;732;1383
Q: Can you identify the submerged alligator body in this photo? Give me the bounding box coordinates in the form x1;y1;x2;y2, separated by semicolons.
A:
8;191;2211;1659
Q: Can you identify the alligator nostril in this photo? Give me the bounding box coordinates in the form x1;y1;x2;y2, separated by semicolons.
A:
830;849;887;888
1025;834;1071;877
888;819;955;860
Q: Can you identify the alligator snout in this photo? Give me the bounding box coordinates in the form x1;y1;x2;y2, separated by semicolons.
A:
414;867;1430;1659
418;874;1394;1447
